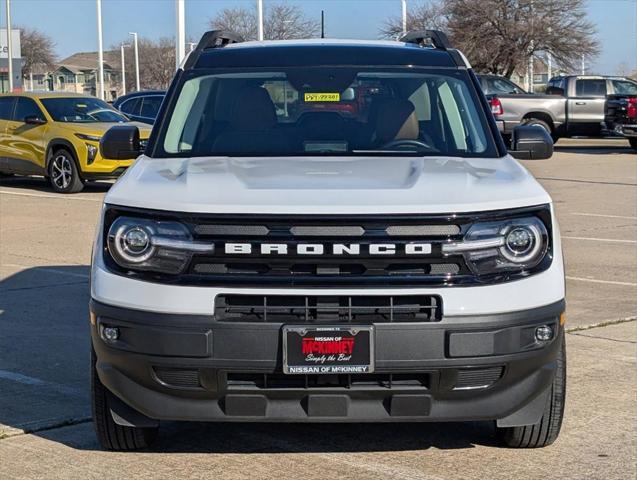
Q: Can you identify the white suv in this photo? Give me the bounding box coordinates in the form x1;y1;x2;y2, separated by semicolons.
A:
90;30;565;450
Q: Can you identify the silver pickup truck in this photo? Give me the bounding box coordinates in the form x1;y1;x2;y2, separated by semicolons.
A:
489;75;637;142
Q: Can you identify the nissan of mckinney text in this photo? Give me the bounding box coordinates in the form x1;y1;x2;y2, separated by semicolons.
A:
90;30;565;451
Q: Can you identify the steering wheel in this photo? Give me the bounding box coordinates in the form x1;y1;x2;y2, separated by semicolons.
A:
382;139;431;150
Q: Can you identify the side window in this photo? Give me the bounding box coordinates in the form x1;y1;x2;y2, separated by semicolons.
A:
611;79;637;95
140;96;164;119
13;97;44;122
487;78;521;95
0;97;15;120
575;79;607;97
119;98;141;116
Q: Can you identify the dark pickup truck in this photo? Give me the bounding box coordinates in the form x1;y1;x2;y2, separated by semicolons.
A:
489;75;637;143
604;94;637;151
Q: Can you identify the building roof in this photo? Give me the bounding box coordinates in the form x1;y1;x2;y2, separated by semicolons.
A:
55;50;120;73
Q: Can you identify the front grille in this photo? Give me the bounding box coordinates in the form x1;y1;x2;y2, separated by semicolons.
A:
153;367;201;389
103;206;553;287
454;367;504;390
226;373;430;390
185;214;470;286
214;294;442;322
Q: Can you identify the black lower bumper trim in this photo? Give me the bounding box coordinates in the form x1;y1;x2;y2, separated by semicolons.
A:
91;298;564;424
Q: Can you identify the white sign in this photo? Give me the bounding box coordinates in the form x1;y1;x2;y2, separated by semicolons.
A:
0;29;22;59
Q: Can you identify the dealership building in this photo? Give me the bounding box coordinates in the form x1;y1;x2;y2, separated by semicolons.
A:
0;29;22;92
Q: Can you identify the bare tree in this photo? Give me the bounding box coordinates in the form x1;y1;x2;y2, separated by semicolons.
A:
380;1;447;39
208;6;258;41
115;37;175;91
380;0;599;77
18;26;56;78
208;2;319;41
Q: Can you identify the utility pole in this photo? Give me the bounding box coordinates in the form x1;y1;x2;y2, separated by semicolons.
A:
528;41;534;93
581;54;585;75
175;0;185;68
129;32;140;91
5;0;13;92
547;52;552;80
257;0;264;41
401;0;407;36
96;0;105;99
120;43;128;96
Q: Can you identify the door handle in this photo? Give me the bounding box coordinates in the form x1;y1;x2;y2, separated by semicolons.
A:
575;102;587;105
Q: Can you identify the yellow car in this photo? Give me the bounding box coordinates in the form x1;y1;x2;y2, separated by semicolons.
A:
0;92;151;193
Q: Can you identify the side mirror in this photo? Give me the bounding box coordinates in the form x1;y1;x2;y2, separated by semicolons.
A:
509;125;553;160
24;115;46;125
545;86;564;96
100;125;141;160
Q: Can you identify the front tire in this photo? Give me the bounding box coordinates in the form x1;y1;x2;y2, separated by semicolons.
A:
497;335;566;448
91;349;158;451
48;148;84;193
629;138;637;151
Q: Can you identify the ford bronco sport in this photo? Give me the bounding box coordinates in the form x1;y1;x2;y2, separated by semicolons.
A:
91;30;565;450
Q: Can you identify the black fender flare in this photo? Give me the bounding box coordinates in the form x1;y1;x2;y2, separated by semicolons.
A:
45;139;82;178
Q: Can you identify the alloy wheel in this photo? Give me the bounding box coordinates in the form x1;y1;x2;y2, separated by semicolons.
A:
51;154;73;190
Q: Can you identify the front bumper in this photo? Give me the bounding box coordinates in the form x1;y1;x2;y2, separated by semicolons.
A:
91;299;564;424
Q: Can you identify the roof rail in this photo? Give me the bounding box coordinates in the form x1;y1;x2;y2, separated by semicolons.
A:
400;30;452;50
183;30;244;70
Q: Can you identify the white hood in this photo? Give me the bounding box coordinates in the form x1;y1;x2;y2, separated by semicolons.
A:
105;155;551;214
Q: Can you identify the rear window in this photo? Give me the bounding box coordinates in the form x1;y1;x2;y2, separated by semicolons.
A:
575;79;607;97
158;67;497;158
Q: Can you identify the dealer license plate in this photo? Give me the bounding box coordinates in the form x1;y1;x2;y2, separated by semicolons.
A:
282;325;374;375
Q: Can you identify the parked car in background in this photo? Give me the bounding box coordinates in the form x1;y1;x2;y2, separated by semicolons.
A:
113;90;166;124
476;74;527;96
604;83;637;151
0;92;151;193
488;75;637;142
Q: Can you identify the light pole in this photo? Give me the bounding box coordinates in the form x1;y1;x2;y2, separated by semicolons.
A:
175;0;185;68
120;43;129;96
129;32;140;91
401;0;407;36
257;0;264;41
5;0;13;92
96;0;105;99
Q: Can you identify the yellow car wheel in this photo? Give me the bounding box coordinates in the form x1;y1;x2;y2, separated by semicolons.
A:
48;148;84;194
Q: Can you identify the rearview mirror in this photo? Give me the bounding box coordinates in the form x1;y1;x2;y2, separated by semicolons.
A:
100;125;141;160
24;115;46;125
509;125;553;160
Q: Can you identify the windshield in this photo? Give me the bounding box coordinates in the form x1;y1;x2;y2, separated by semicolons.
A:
40;97;129;123
159;67;498;158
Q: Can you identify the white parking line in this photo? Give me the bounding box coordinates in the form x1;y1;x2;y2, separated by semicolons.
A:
3;264;89;279
0;189;101;202
562;236;637;244
571;212;637;220
0;369;85;397
566;276;637;287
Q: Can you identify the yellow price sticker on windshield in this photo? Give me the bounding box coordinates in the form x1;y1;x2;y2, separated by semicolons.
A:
304;93;341;102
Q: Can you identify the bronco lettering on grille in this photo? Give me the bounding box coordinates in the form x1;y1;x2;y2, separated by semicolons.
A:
223;243;432;256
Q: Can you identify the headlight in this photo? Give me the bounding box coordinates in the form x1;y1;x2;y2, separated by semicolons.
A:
107;216;214;274
75;133;102;142
442;217;549;275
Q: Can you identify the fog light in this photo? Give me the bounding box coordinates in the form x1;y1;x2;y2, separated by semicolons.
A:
535;325;553;342
102;326;120;342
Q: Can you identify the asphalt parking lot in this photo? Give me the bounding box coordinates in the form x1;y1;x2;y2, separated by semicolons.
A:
0;138;635;479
